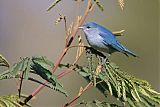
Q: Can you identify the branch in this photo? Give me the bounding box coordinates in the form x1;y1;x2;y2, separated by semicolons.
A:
18;71;25;98
64;82;93;107
21;0;94;105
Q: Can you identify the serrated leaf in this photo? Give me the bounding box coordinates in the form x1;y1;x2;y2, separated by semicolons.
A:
28;77;55;89
32;56;53;72
131;89;139;102
23;59;32;79
154;95;160;100
86;103;93;107
11;62;22;75
93;100;103;107
138;86;151;98
0;95;30;107
135;102;143;107
31;56;68;96
121;81;127;101
0;58;31;80
140;96;154;107
148;97;160;105
0;54;9;67
144;87;160;95
8;57;31;79
106;81;113;96
0;70;15;80
105;65;118;89
78;46;160;106
47;83;68;97
0;56;68;96
127;98;136;107
31;62;57;85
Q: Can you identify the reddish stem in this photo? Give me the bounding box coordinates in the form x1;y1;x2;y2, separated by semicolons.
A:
64;82;93;107
21;0;93;106
64;96;80;107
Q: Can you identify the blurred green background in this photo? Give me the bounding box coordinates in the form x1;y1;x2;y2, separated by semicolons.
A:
0;0;159;107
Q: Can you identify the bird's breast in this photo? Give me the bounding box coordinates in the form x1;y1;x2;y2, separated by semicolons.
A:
85;34;111;53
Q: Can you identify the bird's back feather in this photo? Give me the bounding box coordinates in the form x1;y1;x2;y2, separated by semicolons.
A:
98;25;137;57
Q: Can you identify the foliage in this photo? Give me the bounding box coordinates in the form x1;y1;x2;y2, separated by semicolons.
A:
0;54;9;67
72;100;121;107
70;48;160;107
0;56;68;96
0;95;31;107
0;0;158;107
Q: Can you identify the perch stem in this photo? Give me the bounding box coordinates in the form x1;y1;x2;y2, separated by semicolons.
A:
21;0;93;106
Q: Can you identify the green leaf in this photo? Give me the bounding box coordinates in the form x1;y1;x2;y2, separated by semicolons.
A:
138;86;151;98
31;56;68;96
7;57;31;80
127;98;136;107
0;56;68;96
73;49;160;107
32;56;53;72
0;54;9;67
106;81;113;96
47;0;62;11
121;81;127;101
0;95;31;107
23;58;32;79
0;58;31;80
80;100;122;107
94;100;103;107
140;96;154;107
0;70;15;80
143;87;160;95
130;89;139;102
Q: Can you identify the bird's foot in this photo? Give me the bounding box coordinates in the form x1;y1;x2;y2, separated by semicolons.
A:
102;58;109;65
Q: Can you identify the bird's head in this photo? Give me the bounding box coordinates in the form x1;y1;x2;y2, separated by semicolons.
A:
79;22;99;35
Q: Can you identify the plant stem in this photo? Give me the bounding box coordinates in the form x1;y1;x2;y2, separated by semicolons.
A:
52;0;92;73
20;0;93;105
18;71;25;98
64;82;93;107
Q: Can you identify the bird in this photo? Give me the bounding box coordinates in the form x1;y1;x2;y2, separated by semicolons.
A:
79;22;137;58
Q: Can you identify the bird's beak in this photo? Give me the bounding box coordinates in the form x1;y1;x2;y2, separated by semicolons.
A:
78;26;84;29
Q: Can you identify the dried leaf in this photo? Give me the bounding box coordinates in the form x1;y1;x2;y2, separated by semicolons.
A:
95;65;102;75
118;0;125;10
75;35;85;62
55;14;66;25
112;30;125;36
0;95;31;107
47;0;62;11
78;87;83;96
93;0;104;11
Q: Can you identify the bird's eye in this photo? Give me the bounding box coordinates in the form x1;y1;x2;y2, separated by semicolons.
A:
86;26;91;29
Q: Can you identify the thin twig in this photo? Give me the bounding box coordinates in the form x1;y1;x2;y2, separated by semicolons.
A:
64;82;93;107
64;16;69;47
113;30;125;36
18;71;25;98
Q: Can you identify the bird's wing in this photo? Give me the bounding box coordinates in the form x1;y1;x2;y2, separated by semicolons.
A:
99;32;137;57
99;31;126;53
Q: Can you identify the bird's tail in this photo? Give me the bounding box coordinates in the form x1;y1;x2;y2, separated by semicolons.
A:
124;49;137;57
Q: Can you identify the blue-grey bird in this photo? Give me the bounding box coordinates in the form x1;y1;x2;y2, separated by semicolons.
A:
79;22;137;57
